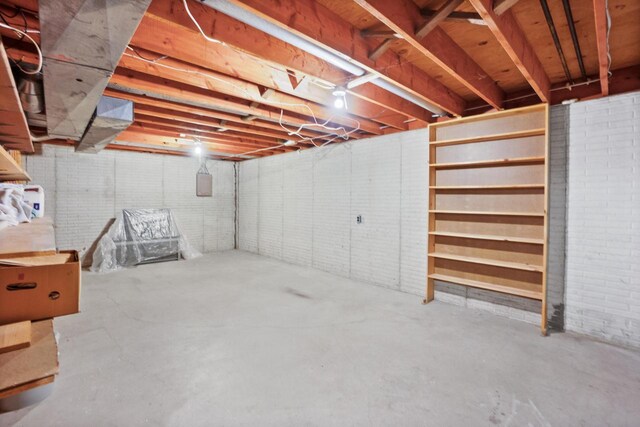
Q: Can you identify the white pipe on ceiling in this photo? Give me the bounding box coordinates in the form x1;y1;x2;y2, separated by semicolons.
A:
201;0;446;116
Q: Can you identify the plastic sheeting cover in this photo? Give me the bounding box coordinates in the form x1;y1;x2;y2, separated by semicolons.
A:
91;208;201;273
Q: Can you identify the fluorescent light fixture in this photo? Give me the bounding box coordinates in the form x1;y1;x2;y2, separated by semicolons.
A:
202;0;446;116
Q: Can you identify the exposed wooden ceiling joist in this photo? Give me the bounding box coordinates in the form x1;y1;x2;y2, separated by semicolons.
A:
138;5;433;124
494;0;521;16
129;20;411;131
593;0;610;96
353;0;504;110
119;125;287;157
116;52;385;134
468;0;551;103
421;9;482;22
108;69;367;142
133;114;282;146
134;104;305;142
152;0;465;115
103;88;332;142
128;121;286;150
415;0;465;38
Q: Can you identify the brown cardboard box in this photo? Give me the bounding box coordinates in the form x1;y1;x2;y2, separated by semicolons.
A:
0;251;81;325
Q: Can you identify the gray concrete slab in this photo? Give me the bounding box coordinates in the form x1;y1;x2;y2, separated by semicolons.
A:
1;250;639;426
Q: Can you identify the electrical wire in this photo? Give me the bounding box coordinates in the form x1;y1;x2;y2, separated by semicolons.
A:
0;22;42;74
182;0;224;45
605;0;612;77
126;45;167;63
124;47;361;150
180;0;361;149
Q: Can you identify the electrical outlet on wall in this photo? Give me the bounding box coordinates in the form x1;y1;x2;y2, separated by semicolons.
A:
356;215;363;224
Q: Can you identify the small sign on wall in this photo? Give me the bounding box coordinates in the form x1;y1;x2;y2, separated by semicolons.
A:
196;163;212;197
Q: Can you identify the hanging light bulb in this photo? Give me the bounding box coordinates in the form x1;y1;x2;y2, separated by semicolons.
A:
332;87;347;110
194;145;202;156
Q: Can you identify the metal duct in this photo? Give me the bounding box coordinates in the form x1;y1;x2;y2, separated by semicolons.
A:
201;0;446;116
39;0;152;139
17;70;44;114
76;96;134;153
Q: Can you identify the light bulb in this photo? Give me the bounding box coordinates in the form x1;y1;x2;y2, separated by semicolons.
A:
195;145;202;156
334;97;345;109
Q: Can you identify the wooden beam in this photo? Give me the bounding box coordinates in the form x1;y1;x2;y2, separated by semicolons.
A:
468;0;551;102
129;21;412;129
361;30;401;38
133;114;280;146
354;0;504;109
116;52;384;134
128;121;287;150
153;0;465;115
134;104;300;142
421;9;483;22
104;88;331;141
494;0;521;16
368;38;395;61
415;0;464;39
119;126;283;156
109;69;363;139
593;0;610;96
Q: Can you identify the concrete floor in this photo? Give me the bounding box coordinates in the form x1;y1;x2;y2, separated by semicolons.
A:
1;251;639;427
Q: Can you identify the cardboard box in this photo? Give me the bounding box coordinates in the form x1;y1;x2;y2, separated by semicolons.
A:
0;251;81;325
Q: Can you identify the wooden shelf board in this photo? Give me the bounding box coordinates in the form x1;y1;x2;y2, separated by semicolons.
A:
429;252;543;272
0;321;31;354
0;320;58;399
429;210;544;217
430;184;544;190
0;145;31;182
0;217;56;257
430;156;544;169
429;231;544;245
429;128;546;147
429;273;543;300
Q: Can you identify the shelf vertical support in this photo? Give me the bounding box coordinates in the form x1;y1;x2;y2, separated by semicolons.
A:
425;126;437;303
540;103;550;336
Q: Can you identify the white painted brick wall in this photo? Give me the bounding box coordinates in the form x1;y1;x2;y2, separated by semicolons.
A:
400;133;429;296
282;150;313;266
258;155;284;259
350;139;401;289
236;121;567;329
238;160;258;252
565;92;640;348
238;130;434;299
312;145;352;276
24;145;235;263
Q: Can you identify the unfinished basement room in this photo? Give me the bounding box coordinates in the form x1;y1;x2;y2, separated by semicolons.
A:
0;0;639;425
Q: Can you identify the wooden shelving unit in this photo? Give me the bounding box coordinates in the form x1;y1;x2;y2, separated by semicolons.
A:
0;38;34;153
425;104;549;334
